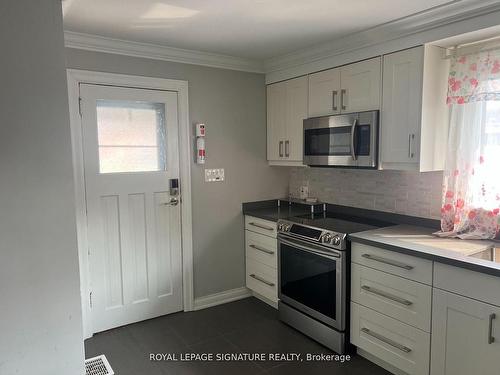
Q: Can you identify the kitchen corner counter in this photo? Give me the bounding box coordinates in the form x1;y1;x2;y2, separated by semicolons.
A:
350;225;500;277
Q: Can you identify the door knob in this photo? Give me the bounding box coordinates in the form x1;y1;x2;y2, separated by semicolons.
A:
163;197;179;206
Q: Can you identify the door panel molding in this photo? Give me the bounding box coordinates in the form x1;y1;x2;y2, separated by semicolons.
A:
67;69;193;339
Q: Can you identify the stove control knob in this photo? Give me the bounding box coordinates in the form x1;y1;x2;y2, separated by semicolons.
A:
331;235;341;246
321;233;332;243
283;224;291;232
277;223;284;231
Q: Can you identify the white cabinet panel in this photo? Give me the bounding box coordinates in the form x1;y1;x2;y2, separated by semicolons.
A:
245;215;277;238
431;289;500;375
351;263;432;332
308;68;341;117
246;258;278;302
352;242;433;285
380;45;449;171
340;57;381;113
267;83;286;162
351;302;430;375
245;230;277;269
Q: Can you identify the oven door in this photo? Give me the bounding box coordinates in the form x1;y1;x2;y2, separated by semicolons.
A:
303;111;378;168
278;235;345;330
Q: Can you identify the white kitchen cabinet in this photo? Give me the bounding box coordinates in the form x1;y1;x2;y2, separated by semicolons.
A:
381;45;450;171
244;215;278;307
340;57;381;113
308;68;341;117
431;288;500;375
308;57;381;117
266;76;307;166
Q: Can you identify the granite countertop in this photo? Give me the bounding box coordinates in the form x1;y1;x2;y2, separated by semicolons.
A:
242;198;324;222
350;225;500;277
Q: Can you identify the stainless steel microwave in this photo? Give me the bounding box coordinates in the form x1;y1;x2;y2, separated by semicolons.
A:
303;110;379;168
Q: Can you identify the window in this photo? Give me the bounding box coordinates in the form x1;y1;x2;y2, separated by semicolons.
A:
96;100;166;173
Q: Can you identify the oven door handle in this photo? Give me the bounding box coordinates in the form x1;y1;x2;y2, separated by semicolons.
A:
279;237;341;259
350;118;357;161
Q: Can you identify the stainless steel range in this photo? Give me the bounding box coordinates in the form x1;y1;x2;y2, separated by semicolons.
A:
277;214;379;354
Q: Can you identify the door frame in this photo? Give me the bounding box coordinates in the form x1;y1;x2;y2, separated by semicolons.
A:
67;69;194;339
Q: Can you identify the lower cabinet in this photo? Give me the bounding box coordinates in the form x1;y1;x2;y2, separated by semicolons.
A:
244;215;278;307
430;288;500;375
351;302;430;375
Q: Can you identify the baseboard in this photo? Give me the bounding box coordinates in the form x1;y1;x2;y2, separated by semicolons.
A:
193;287;252;310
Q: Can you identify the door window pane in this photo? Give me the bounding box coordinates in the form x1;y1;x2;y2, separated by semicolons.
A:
96;100;166;173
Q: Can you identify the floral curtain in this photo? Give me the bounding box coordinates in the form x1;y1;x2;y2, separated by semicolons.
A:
439;49;500;239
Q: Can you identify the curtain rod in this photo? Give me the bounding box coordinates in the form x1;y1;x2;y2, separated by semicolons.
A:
444;35;500;60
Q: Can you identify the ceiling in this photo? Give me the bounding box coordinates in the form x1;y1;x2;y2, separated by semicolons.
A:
62;0;457;61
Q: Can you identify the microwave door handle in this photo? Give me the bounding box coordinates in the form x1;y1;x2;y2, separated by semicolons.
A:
350;118;357;161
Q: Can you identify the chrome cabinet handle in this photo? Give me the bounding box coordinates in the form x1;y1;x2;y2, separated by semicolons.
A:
162;197;179;206
340;89;347;110
408;133;415;158
488;313;496;344
361;253;414;270
332;90;338;111
361;285;413;306
361;328;412;353
285;140;290;157
249;222;274;231
279;141;284;157
250;274;275;287
249;244;275;255
350;118;357;161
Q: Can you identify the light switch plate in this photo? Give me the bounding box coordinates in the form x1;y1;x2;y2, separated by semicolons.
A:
204;168;225;182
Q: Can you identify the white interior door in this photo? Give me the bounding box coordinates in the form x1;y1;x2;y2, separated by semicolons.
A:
80;84;183;334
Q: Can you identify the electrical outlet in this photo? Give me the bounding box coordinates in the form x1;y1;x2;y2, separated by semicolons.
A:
204;168;225;182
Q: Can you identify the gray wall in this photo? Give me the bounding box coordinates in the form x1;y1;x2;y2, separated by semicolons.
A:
0;1;84;374
65;49;289;298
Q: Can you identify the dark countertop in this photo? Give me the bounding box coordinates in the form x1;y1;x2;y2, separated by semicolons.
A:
242;198;324;222
350;225;500;277
243;199;500;277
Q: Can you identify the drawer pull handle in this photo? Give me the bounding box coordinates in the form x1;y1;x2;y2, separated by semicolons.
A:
250;274;275;287
249;244;275;255
249;222;274;231
361;285;413;306
361;253;414;270
361;328;412;353
488;313;496;344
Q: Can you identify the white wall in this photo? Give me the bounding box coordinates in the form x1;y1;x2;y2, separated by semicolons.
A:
65;48;290;299
0;1;84;374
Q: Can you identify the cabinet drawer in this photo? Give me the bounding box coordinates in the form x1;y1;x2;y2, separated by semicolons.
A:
245;230;277;269
351;302;430;375
352;242;433;285
434;262;500;307
351;263;432;332
246;258;277;302
245;216;277;238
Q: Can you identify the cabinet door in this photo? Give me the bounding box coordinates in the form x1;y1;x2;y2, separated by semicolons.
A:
266;82;286;161
308;68;341;117
284;76;308;161
340;57;381;113
381;47;423;168
431;289;500;375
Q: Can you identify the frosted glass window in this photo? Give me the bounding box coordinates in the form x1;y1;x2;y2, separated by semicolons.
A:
96;100;166;173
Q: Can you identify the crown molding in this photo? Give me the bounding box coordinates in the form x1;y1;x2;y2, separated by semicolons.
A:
264;0;500;83
64;31;265;73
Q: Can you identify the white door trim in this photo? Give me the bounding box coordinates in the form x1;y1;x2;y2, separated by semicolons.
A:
67;69;194;339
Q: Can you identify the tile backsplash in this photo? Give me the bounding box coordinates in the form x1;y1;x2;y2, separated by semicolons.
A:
289;168;443;219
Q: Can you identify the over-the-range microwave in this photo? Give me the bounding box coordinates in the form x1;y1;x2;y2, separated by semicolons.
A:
303;110;379;168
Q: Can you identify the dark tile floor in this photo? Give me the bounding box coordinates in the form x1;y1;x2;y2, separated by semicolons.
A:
85;297;390;375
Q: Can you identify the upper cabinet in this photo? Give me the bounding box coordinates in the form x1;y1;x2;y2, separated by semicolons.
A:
267;76;308;166
380;45;450;171
308;57;381;117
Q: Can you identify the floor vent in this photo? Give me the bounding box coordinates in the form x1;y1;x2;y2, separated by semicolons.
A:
85;354;114;375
